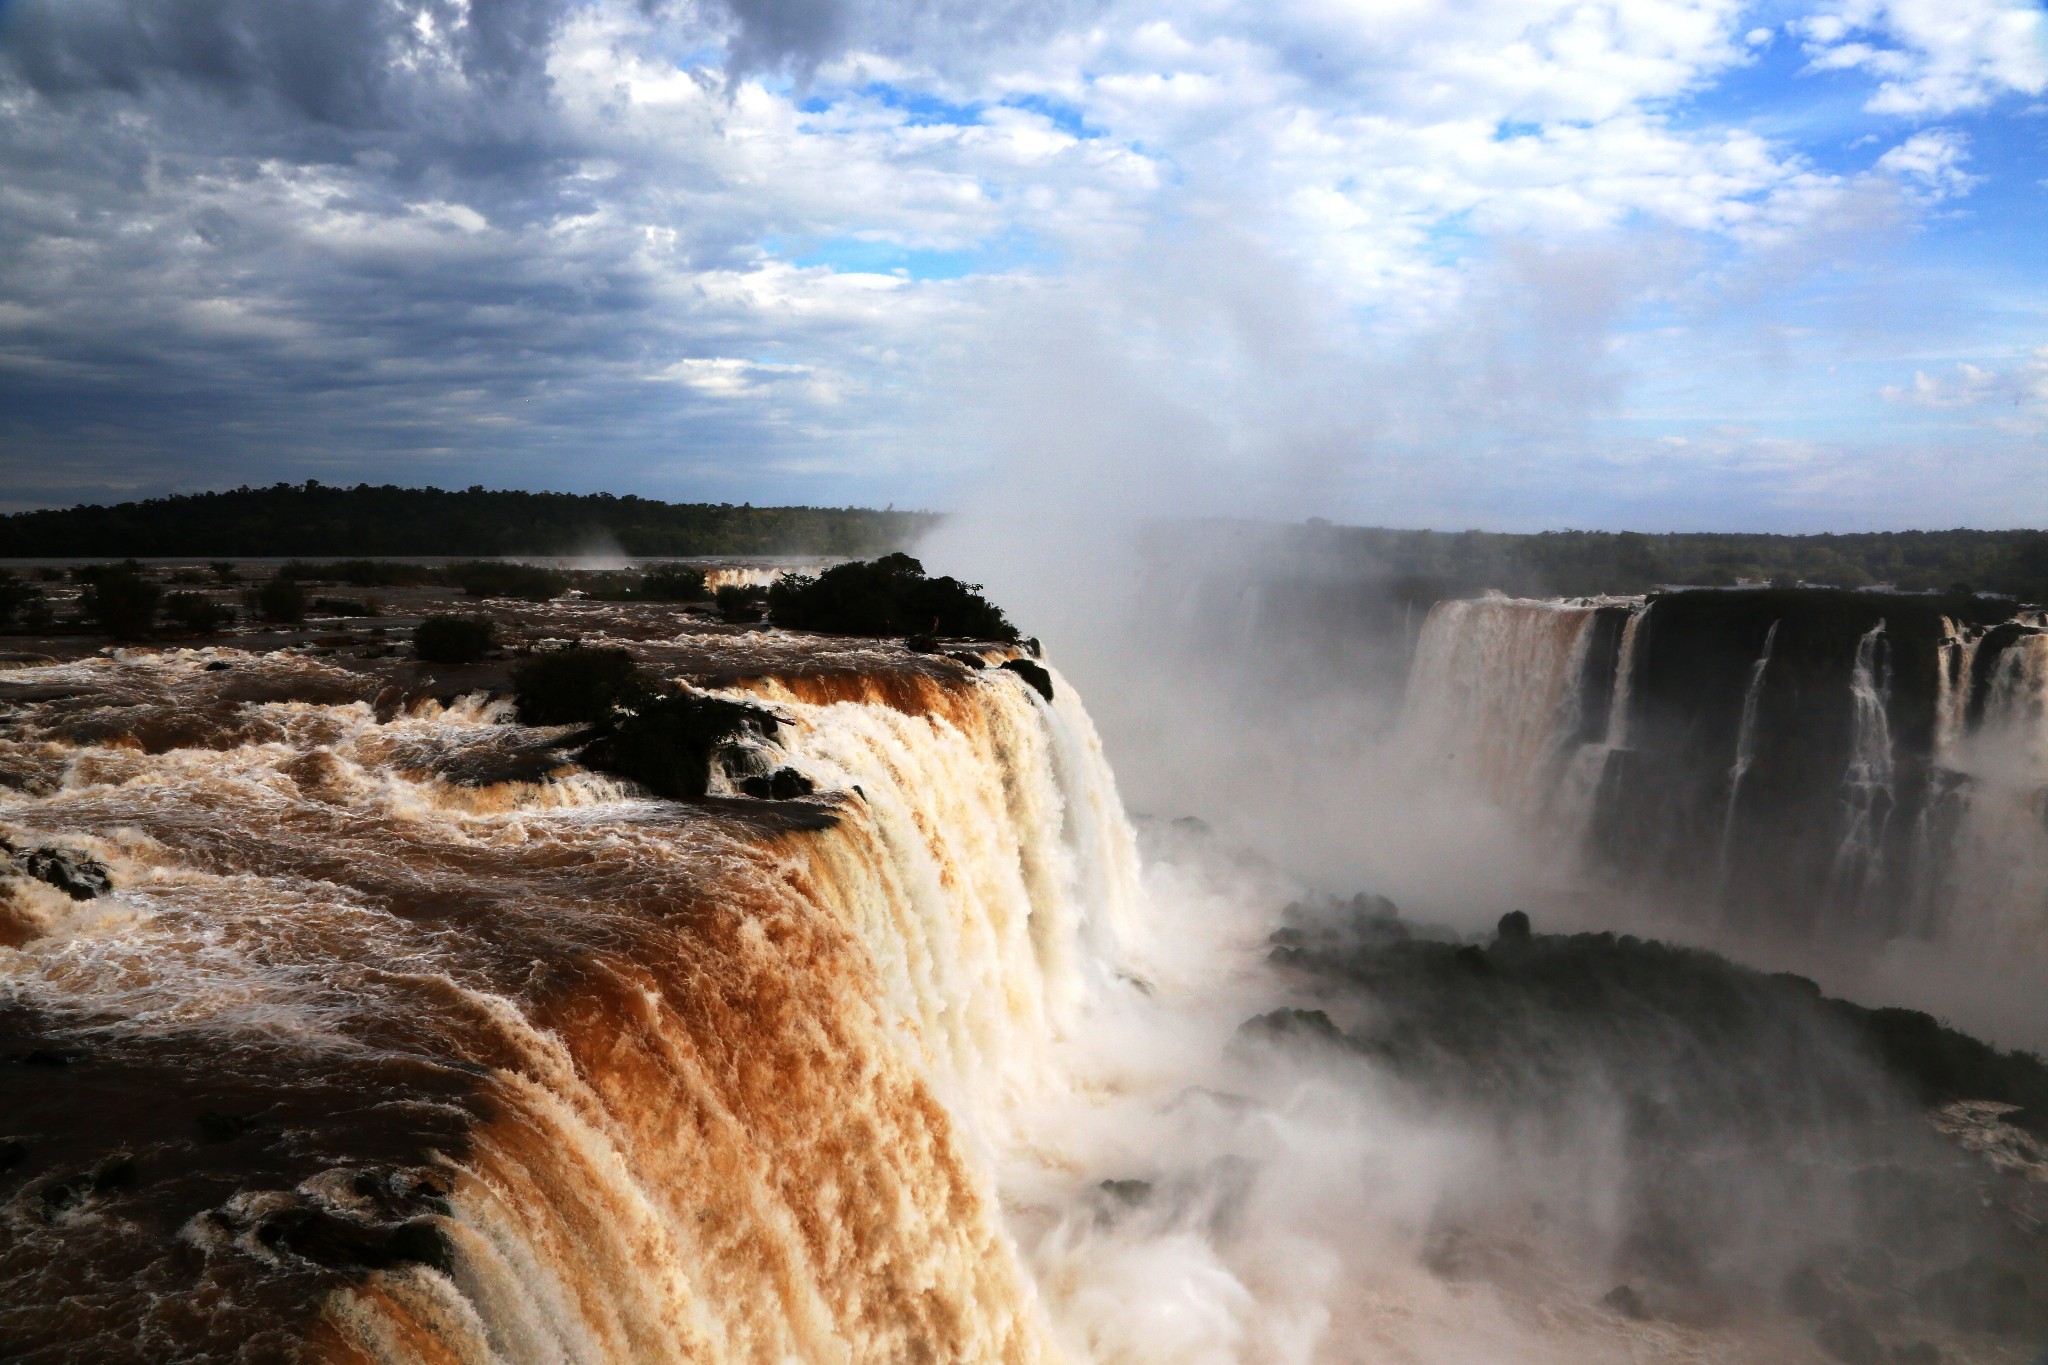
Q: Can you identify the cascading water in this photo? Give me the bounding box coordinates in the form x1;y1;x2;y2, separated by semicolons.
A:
1714;619;1780;897
1400;596;1606;817
1827;621;1896;920
0;644;1149;1365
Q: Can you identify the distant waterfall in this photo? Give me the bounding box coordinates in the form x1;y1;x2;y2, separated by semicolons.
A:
1715;619;1780;897
1401;596;1611;817
1828;621;1896;919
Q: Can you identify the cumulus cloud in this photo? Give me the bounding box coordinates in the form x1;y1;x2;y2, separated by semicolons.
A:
0;0;2038;520
1884;346;2048;415
1798;0;2048;114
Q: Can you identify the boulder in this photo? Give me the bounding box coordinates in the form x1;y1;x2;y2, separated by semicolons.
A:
1001;658;1055;702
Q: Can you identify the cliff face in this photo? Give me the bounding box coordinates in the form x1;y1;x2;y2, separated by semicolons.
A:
0;621;1137;1364
1405;588;2048;952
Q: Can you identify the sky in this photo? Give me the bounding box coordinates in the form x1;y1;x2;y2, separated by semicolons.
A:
0;0;2044;529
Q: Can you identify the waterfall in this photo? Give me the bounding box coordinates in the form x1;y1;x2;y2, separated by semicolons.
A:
0;649;1147;1364
1827;621;1896;920
1400;596;1606;816
1713;619;1779;897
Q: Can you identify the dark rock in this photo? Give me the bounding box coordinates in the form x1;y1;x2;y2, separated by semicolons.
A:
905;632;940;653
19;1049;72;1067
1816;1315;1883;1365
196;1109;257;1143
256;1205;453;1274
1496;910;1532;944
16;846;112;900
738;775;774;799
1601;1284;1649;1320
769;767;814;800
203;660;232;672
1097;1178;1153;1206
0;1137;25;1172
1240;1007;1344;1045
944;651;987;669
1002;658;1055;702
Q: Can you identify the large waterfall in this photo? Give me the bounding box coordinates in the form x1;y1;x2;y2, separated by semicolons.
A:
0;647;1158;1364
1401;590;2048;973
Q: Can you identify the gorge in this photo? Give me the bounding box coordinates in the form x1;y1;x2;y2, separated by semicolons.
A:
2;570;2046;1364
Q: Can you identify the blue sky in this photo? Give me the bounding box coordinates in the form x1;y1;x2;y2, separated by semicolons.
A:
0;0;2044;529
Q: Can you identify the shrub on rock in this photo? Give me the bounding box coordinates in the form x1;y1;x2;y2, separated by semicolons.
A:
79;563;161;638
639;565;709;602
252;577;307;624
512;646;646;725
586;691;780;799
767;553;1018;641
163;592;231;635
413;615;495;665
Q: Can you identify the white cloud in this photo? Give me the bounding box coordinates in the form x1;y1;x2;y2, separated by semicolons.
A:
1799;0;2048;114
1884;346;2048;412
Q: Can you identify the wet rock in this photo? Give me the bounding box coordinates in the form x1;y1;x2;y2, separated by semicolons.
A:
0;1137;26;1173
1496;910;1532;945
255;1205;453;1274
1240;1007;1344;1045
1097;1178;1153;1206
13;845;112;900
1601;1284;1649;1320
196;1109;258;1143
203;660;232;671
905;632;940;653
740;767;816;801
1001;658;1055;702
944;651;987;669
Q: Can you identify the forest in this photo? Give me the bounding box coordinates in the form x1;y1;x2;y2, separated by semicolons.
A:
0;483;936;558
1272;521;2048;602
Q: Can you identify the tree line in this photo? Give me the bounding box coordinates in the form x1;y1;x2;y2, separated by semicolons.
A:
1288;522;2048;601
0;482;937;558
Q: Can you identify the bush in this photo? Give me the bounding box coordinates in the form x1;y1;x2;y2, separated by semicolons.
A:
512;647;647;725
210;561;240;583
162;591;231;635
0;571;47;632
413;615;495;665
715;584;767;624
310;597;377;618
639;564;709;602
281;559;439;587
766;553;1017;640
80;566;161;639
452;560;569;601
586;691;780;799
252;577;307;623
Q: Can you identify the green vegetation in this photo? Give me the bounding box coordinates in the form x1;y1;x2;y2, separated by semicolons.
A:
638;565;709;602
77;562;161;639
715;583;767;623
251;577;307;624
587;692;780;800
1281;522;2048;600
0;571;50;632
279;560;440;587
451;561;570;602
511;647;646;725
767;553;1018;639
510;646;791;800
0;482;934;557
162;591;231;635
413;615;495;665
